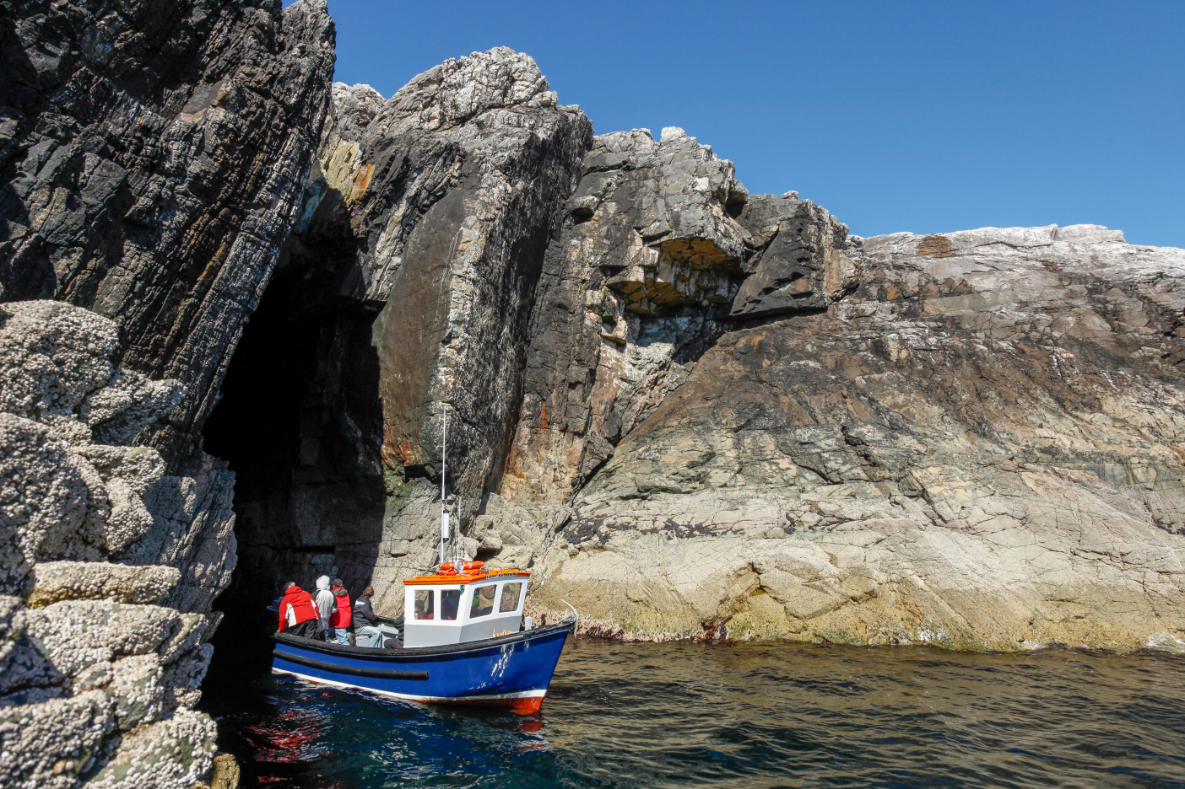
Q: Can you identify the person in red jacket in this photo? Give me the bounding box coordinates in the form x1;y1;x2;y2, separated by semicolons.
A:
329;578;352;645
278;582;318;639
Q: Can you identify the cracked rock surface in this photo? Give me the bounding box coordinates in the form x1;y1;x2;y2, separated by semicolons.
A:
0;0;336;465
525;223;1185;649
219;42;1185;653
0;301;234;788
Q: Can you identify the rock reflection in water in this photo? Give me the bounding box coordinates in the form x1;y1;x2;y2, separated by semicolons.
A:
204;639;1185;788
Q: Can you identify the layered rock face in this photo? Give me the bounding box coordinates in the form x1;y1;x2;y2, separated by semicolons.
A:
0;0;335;463
212;47;1185;651
0;2;335;786
530;223;1185;650
0;301;234;789
216;49;592;611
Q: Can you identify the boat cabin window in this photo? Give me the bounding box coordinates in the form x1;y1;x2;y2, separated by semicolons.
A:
499;582;523;613
413;589;434;620
470;584;497;618
440;589;461;621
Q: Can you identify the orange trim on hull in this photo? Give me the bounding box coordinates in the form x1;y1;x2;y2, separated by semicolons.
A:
421;695;545;715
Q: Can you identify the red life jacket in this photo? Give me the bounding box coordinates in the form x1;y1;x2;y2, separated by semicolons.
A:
330;587;352;628
278;585;318;631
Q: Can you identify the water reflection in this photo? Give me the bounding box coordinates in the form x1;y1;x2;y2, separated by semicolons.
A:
204;638;1185;788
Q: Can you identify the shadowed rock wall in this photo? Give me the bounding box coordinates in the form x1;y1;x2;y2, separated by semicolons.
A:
0;0;335;463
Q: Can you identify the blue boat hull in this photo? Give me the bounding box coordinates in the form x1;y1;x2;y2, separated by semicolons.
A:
271;619;573;714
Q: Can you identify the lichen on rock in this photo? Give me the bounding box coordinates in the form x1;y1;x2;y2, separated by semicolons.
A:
0;300;236;788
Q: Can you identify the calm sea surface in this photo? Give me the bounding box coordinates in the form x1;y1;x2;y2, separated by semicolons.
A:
202;638;1185;788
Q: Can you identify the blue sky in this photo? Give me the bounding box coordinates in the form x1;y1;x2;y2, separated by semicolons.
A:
311;0;1183;248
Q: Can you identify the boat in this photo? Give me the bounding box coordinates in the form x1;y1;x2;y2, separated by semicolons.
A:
272;561;574;714
271;406;575;714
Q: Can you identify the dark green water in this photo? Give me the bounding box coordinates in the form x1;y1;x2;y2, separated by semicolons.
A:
203;638;1185;788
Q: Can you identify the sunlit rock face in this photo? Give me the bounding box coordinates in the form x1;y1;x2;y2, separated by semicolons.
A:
527;225;1185;650
0;301;234;789
245;45;1185;650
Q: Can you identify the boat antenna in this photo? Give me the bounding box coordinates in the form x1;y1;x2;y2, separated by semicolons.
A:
439;403;448;567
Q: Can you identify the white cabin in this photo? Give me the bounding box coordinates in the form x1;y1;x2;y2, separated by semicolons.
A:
401;562;530;648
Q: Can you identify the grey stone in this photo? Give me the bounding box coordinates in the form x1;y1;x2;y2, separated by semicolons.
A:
28;562;180;608
0;0;336;465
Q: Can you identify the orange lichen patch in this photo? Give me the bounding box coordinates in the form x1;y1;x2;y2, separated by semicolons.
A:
659;236;734;269
917;235;953;258
347;163;375;203
381;425;420;467
403;562;531;586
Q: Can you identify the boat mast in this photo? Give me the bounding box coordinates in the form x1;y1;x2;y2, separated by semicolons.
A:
440;404;448;567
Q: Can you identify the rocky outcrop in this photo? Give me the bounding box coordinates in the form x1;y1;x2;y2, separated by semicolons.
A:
0;2;335;786
500;127;748;506
208;45;1185;652
0;301;234;789
525;223;1185;650
0;0;336;463
218;48;592;612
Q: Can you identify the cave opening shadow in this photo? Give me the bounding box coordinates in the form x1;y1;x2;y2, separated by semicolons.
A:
199;253;388;709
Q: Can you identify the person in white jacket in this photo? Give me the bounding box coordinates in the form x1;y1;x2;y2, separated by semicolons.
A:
314;575;336;641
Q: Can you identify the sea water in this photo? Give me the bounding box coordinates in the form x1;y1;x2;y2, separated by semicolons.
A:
203;638;1185;788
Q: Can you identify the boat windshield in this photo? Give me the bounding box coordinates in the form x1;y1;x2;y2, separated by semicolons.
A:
470;585;496;618
499;582;523;612
441;589;461;621
414;590;434;620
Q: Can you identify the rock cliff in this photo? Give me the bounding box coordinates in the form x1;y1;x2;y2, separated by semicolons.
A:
1;0;335;464
529;222;1185;650
0;301;233;788
0;1;334;787
224;45;1184;652
3;6;1185;785
211;48;592;615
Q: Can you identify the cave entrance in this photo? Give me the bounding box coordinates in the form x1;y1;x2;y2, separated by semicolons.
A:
199;241;387;690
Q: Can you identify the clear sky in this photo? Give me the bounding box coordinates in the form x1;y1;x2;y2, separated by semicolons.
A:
310;0;1184;248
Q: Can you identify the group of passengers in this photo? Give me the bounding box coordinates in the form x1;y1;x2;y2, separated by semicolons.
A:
275;575;395;648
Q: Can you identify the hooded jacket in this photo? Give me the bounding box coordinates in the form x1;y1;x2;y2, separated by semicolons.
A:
330;585;352;628
314;575;336;628
353;595;378;627
278;585;317;632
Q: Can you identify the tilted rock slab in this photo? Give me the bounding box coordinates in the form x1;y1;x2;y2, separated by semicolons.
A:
276;48;592;607
0;301;235;788
0;0;336;464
